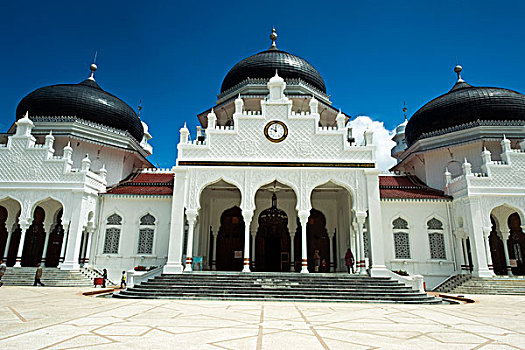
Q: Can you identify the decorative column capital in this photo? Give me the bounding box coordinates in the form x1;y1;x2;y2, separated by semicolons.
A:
298;210;309;223
355;211;367;225
482;227;491;238
241;209;254;224
186;209;198;223
500;228;511;240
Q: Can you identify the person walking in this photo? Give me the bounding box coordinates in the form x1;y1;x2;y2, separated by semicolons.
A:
345;248;355;274
0;259;6;287
120;271;126;289
314;250;321;272
102;268;108;288
34;263;45;286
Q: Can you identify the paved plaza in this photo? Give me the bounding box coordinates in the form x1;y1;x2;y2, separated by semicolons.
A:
0;287;524;349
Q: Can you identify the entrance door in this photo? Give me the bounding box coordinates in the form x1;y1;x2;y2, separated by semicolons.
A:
6;225;21;267
489;216;506;275
45;209;64;267
216;206;245;271
21;206;46;267
0;206;8;259
255;193;289;272
508;213;525;275
305;209;330;272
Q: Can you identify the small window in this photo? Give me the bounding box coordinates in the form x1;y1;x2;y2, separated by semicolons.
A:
138;214;155;254
107;214;122;225
393;217;409;230
427;218;446;259
394;232;411;259
103;227;120;254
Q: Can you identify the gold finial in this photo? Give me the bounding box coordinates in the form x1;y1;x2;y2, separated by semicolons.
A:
402;101;408;121
138;100;143;118
270;28;278;49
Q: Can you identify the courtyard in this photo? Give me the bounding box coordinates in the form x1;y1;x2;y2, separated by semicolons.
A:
0;287;524;349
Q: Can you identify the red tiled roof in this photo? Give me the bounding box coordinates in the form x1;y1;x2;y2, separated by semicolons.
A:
379;175;450;200
105;172;174;196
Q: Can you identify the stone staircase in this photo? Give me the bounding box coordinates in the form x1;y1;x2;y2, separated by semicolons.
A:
114;272;440;304
449;276;525;295
1;267;94;287
433;274;472;293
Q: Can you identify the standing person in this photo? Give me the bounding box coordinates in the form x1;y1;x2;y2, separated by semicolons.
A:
120;271;126;289
321;259;327;273
0;259;6;287
345;248;355;274
314;250;321;272
102;268;107;288
34;263;45;286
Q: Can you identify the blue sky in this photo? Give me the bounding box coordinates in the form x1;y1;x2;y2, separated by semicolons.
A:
1;1;524;167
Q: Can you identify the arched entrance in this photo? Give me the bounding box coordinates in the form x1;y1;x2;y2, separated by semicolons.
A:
296;209;330;272
489;215;506;275
7;217;21;267
216;206;245;271
45;209;65;267
255;193;289;272
508;213;525;275
21;206;46;267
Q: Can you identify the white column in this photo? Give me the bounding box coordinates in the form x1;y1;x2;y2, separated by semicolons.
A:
60;217;85;270
328;232;334;272
211;231;218;271
41;218;54;265
352;222;359;274
83;229;94;266
164;168;188;274
3;228;13;260
461;238;470;272
289;232;295;272
454;233;465;273
251;231;257;270
14;220;31;267
356;213;367;275
59;223;69;264
500;229;513;276
465;199;492;277
298;210;309;273
482;227;494;275
241;210;253;272
364;170;388;277
184;209;198;272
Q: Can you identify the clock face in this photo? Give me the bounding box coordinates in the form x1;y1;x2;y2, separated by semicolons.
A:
264;121;288;143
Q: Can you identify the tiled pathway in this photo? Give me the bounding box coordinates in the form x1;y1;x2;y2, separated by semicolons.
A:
0;286;524;349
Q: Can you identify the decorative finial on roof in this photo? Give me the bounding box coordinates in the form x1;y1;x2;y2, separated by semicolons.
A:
403;101;408;121
89;51;98;80
269;28;278;49
454;65;464;83
137;100;142;118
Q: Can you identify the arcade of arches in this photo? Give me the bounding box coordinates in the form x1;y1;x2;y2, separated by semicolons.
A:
488;207;525;276
196;180;357;273
0;198;93;268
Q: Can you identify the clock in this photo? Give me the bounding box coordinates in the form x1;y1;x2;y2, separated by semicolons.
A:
264;120;288;143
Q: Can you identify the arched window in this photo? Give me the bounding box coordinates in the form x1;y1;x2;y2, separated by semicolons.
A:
428;217;446;259
392;218;410;259
103;214;122;254
138;214;155;254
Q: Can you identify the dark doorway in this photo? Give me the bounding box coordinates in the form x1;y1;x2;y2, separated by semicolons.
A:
45;209;65;267
7;221;21;267
465;237;473;272
296;209;330;272
508;213;525;275
255;193;289;272
216;206;245;271
0;206;8;260
21;206;46;267
489;216;506;275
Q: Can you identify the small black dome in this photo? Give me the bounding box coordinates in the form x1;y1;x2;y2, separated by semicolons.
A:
221;48;326;94
16;77;143;141
405;78;525;146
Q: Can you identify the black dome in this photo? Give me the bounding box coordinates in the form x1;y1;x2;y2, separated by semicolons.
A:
16;78;144;141
405;79;525;146
221;48;326;94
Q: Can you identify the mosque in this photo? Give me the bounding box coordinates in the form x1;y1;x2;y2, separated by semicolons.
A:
1;30;524;290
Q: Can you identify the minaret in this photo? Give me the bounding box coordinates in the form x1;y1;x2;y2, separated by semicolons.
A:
391;103;409;161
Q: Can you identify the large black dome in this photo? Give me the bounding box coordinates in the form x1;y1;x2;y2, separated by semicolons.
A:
221;48;326;94
405;67;525;146
16;74;143;141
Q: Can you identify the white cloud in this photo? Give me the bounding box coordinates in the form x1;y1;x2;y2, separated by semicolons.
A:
348;116;397;172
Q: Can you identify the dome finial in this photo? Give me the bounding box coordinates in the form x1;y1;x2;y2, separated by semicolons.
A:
454;65;464;83
89;52;98;81
269;28;278;49
403;101;408;121
137;99;142;118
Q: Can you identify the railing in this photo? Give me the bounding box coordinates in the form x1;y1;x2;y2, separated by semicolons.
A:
127;266;164;287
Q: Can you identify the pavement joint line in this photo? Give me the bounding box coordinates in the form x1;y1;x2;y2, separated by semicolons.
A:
7;306;27;322
256;304;264;350
0;301;140;342
295;305;330;350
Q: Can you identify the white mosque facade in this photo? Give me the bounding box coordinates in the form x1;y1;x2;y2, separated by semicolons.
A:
1;32;524;290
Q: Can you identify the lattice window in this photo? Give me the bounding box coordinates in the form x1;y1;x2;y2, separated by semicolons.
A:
140;214;155;226
138;228;154;254
107;214;122;225
103;228;120;254
394;232;411;259
392;217;408;230
429;232;446;259
427;218;443;230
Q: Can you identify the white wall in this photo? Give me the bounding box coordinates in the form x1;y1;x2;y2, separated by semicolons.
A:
93;195;172;282
380;199;456;289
